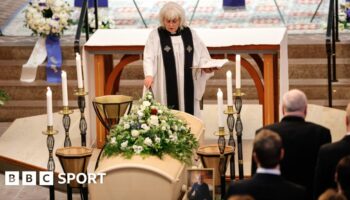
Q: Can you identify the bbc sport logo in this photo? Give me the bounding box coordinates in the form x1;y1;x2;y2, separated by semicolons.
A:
5;171;106;186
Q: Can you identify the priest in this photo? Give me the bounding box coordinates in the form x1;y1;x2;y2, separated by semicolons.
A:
143;2;216;118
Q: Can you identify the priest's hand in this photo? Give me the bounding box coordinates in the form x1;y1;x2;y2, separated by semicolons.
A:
202;67;218;73
144;76;153;89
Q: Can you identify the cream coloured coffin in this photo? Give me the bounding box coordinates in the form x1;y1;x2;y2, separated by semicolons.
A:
89;111;205;200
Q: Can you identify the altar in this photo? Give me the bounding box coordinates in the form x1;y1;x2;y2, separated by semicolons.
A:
83;28;288;148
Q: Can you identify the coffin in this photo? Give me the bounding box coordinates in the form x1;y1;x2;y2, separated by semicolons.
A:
89;111;205;200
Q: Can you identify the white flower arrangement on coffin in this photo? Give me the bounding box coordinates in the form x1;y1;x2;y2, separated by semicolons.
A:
103;92;198;164
24;0;73;36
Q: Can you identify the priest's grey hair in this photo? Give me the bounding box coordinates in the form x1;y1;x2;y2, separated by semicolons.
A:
159;2;187;28
282;89;307;112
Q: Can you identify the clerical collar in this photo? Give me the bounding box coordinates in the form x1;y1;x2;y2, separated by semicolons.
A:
166;29;181;36
257;167;281;175
346;132;350;136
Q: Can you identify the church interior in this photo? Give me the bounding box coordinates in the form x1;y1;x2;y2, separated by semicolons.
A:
0;0;350;199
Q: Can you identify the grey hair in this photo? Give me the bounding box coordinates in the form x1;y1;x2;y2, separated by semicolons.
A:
282;89;307;112
159;2;186;28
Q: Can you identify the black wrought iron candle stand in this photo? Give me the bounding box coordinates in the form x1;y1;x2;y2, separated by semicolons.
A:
234;89;244;180
215;127;227;199
59;106;73;147
42;125;58;200
225;105;236;181
74;88;88;147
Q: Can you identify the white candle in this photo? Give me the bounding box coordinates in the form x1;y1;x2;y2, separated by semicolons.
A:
217;88;224;127
236;54;241;89
226;70;233;106
46;87;53;126
76;53;83;89
61;71;68;106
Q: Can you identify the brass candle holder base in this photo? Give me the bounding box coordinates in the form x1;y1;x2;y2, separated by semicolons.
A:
214;127;228;137
42;126;58;136
224;105;236;115
59;106;74;115
74;88;88;96
233;88;245;97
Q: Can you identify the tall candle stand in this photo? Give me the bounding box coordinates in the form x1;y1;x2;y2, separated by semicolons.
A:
215;127;227;199
74;88;88;146
42;126;58;200
225;105;236;181
59;106;73;147
234;89;244;180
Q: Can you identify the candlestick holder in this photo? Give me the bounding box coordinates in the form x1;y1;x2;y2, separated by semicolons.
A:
74;88;88;147
234;88;245;180
59;106;74;147
42;125;58;200
214;127;228;199
224;105;236;181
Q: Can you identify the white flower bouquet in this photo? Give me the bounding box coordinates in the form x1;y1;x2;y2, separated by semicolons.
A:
24;0;73;36
103;92;198;164
85;9;116;33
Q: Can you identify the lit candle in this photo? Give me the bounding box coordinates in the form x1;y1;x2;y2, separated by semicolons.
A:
46;87;53;126
236;54;241;89
217;88;224;127
226;70;233;106
76;53;83;89
61;71;68;106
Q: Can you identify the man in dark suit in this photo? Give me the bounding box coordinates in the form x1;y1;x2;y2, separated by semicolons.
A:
335;156;350;199
226;129;306;200
188;174;212;200
252;89;332;199
314;103;350;199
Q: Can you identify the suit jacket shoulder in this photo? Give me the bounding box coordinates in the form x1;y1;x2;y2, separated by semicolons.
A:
226;174;306;200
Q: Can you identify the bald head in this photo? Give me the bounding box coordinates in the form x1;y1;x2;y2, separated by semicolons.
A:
282;89;307;118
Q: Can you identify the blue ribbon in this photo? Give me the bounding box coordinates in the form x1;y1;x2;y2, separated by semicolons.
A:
223;0;245;7
46;35;62;83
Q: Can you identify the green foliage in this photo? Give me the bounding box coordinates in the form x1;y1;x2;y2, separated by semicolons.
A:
0;90;10;106
103;92;198;164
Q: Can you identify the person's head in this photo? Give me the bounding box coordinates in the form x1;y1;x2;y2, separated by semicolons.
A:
253;129;283;169
282;89;308;118
228;195;255;200
346;103;350;132
159;2;186;33
318;189;347;200
335;156;350;195
196;174;203;184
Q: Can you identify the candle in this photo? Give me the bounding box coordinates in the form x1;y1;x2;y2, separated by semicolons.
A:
46;87;53;126
236;54;241;89
76;53;83;89
226;70;233;106
217;88;224;127
61;71;68;106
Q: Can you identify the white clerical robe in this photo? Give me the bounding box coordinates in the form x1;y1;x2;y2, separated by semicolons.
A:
143;28;213;118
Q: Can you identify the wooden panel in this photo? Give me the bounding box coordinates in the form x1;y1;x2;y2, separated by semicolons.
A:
94;55;107;148
263;54;276;125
